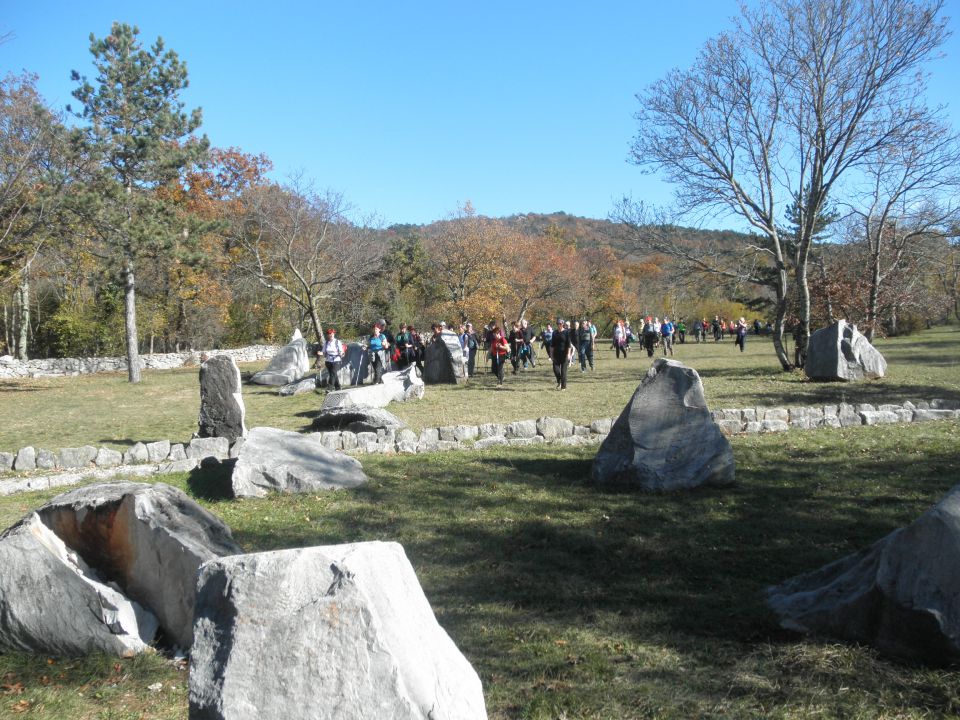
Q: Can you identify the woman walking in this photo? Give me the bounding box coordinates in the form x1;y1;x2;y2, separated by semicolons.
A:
489;324;509;387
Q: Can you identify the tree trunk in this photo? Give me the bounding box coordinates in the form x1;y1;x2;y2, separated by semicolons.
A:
817;255;834;325
771;264;792;371
125;261;142;383
865;249;882;343
2;302;9;356
794;268;811;369
15;271;29;361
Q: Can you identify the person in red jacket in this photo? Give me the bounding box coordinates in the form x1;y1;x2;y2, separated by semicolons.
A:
489;325;510;387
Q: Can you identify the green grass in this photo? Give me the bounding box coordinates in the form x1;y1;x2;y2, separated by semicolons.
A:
1;421;959;718
2;326;958;454
1;327;959;717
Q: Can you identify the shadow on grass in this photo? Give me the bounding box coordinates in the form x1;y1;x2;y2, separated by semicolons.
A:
230;436;960;653
187;460;235;501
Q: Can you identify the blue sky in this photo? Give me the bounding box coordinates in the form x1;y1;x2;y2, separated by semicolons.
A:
3;2;958;227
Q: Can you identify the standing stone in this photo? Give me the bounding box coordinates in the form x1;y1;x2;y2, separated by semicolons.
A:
249;331;311;386
423;332;467;385
0;482;242;656
198;355;247;442
231;427;368;498
768;483;960;664
805;320;887;381
590;359;735;490
342;341;371;386
0;451;13;471
190;542;487;720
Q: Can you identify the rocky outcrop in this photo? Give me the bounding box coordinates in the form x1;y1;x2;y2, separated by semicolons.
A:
591;359;735;490
249;331;311;386
231;426;368;498
190;542;487;720
0;482;241;656
768;483;960;664
198;355;247;442
805;320;887;382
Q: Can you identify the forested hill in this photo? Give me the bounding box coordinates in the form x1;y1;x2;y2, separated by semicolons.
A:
386;211;755;256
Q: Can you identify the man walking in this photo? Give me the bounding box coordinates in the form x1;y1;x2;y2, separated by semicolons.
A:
550;319;575;390
577;319;594;371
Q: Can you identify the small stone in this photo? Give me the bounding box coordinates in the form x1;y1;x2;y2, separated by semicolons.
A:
124;442;149;465
146;441;171;463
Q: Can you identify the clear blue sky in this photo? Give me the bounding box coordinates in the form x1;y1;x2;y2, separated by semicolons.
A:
3;1;958;227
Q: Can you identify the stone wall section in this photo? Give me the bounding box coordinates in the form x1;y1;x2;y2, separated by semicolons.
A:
1;400;958;497
0;345;280;379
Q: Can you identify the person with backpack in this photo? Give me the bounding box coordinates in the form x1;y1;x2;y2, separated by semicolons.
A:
460;322;479;377
508;321;526;374
642;317;658;357
677;319;686;344
540;323;554;353
577;319;594;371
613;319;628;359
321;328;347;391
394;323;414;370
489;324;509;387
520;318;536;368
661;317;675;356
367;323;390;384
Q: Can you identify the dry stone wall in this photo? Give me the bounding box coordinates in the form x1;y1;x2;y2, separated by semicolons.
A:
1;399;958;498
0;345;280;379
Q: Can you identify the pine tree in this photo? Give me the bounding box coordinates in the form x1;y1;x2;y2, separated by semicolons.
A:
69;22;208;382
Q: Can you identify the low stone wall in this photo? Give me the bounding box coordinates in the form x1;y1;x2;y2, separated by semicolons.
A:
0;345;280;379
2;399;958;493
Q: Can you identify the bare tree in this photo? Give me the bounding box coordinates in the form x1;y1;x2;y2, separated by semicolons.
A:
627;0;950;369
230;178;383;344
844;120;960;339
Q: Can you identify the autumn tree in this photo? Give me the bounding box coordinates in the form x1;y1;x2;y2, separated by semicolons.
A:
627;0;950;369
501;225;580;324
423;203;511;324
69;22;208;381
0;73;72;358
229;177;383;344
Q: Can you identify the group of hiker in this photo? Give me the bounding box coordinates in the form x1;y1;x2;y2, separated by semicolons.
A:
318;311;762;392
483;318;598;389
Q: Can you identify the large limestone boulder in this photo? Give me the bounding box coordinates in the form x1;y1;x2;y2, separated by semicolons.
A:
322;365;424;411
231;426;368;498
311;406;406;433
423;332;467;385
590;358;735;490
190;542;487;720
0;482;241;656
198;355;247;442
805;320;887;381
249;330;311;386
767;484;960;664
344;342;372;387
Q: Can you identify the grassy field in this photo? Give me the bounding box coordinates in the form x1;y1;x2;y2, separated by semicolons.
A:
2;326;959;454
0;327;959;718
1;420;959;718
